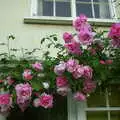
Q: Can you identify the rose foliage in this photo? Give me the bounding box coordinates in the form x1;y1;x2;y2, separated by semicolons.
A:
0;14;120;114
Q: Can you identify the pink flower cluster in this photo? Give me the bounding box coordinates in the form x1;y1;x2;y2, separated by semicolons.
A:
73;14;93;46
54;59;95;100
15;83;32;111
0;93;12;113
108;23;120;48
33;93;53;109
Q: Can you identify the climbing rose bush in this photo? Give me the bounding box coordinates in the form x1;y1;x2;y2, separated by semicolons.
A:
0;14;119;113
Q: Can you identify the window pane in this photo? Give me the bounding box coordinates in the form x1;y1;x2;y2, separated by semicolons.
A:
87;111;108;120
109;86;120;107
56;1;71;17
38;0;53;16
93;0;111;18
76;3;92;17
110;111;120;120
76;0;91;2
43;0;53;16
87;91;106;107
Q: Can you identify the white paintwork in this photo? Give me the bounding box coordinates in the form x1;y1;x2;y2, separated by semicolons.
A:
0;114;6;120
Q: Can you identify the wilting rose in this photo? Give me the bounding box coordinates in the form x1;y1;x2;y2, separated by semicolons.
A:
54;61;66;75
32;62;43;71
56;76;68;88
73;92;86;101
33;98;40;107
63;32;73;43
66;59;78;73
39;93;53;109
23;69;33;80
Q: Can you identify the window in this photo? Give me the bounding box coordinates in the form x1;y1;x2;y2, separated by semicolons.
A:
68;86;120;120
31;0;116;19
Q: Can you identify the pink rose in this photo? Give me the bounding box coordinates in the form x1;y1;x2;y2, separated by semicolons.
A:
23;69;33;80
64;42;82;55
73;14;87;31
73;92;86;101
63;32;73;43
78;29;93;45
83;66;93;79
108;23;120;48
15;83;32;101
66;59;78;73
32;62;43;71
54;61;66;75
33;98;40;107
99;60;106;65
0;94;11;105
56;76;68;87
83;80;96;94
39;93;53;109
57;86;70;96
72;65;84;79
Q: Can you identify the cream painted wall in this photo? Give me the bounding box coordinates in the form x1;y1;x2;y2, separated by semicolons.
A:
0;0;119;58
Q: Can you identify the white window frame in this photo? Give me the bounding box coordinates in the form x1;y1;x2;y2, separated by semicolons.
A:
68;89;120;120
31;0;117;19
24;0;119;25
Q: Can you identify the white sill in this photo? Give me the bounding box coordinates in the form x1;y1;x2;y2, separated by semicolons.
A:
24;16;119;26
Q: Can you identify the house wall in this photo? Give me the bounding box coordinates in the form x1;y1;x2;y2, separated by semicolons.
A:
0;0;119;58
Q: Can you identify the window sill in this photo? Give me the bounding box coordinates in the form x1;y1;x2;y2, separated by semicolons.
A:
24;16;119;26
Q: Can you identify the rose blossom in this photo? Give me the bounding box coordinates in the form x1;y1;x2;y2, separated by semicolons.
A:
83;66;93;79
78;29;93;46
73;14;87;31
57;86;70;96
56;76;68;88
64;42;82;55
32;62;43;71
0;93;12;113
54;61;66;75
72;65;84;79
73;92;86;101
23;69;33;80
63;32;73;43
6;76;15;85
0;94;11;105
83;80;96;94
66;59;78;73
108;23;120;48
39;93;53;109
15;83;32;101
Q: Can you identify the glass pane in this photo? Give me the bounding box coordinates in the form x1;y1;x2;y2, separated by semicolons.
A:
38;0;54;16
7;94;67;120
56;1;71;17
110;111;120;120
87;111;108;120
109;86;120;107
76;0;91;2
93;0;111;18
87;91;106;107
76;3;92;17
